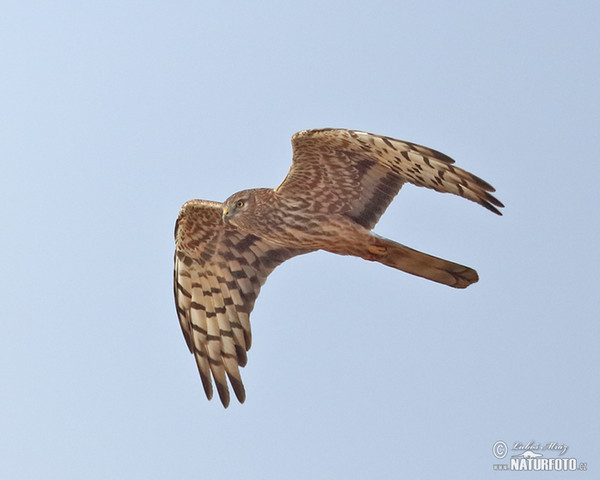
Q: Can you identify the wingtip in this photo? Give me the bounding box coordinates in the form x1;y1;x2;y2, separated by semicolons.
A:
483;202;504;216
199;373;214;401
216;381;231;408
228;375;247;404
235;344;248;367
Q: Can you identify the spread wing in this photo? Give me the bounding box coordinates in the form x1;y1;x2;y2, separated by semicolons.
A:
174;199;306;407
276;129;503;229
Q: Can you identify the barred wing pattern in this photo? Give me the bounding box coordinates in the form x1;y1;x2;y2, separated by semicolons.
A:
277;129;502;230
174;200;307;407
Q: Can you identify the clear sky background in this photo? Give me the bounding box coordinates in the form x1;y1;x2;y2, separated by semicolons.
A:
2;1;599;479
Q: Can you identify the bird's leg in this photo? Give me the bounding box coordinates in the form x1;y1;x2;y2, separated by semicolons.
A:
367;244;388;256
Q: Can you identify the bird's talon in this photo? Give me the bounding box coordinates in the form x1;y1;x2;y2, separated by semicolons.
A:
367;245;388;256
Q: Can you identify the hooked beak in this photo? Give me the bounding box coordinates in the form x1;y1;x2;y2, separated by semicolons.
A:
222;206;229;221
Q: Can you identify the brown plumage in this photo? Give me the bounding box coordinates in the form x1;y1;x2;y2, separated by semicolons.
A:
174;128;503;407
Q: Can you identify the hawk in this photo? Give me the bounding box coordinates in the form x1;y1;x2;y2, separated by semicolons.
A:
174;128;503;407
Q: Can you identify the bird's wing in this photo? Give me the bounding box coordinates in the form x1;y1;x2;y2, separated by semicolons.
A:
275;129;503;229
174;199;305;407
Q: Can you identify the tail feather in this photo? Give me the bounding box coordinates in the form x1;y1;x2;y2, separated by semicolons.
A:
366;240;478;289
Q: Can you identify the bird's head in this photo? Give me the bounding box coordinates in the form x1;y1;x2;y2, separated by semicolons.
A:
222;189;256;226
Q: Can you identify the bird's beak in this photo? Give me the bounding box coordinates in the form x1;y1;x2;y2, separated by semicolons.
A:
222;206;228;221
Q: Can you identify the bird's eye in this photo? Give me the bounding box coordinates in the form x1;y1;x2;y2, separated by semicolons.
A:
236;200;245;208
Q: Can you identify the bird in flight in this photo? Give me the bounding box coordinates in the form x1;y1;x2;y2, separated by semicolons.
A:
174;128;503;407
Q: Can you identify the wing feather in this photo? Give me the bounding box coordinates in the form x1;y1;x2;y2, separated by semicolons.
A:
174;199;305;407
276;128;503;230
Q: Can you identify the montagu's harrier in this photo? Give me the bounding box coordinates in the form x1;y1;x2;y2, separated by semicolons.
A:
174;128;503;407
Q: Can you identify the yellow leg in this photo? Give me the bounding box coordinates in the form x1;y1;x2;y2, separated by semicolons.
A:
367;245;388;256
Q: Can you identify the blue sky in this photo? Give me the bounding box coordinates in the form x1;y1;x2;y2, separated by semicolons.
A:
2;1;599;478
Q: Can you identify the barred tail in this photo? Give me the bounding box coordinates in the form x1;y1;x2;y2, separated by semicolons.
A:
366;239;479;288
